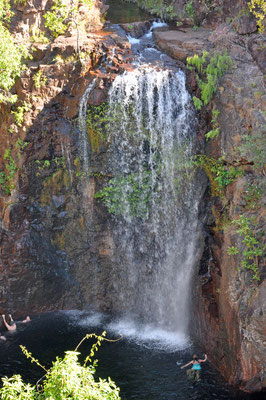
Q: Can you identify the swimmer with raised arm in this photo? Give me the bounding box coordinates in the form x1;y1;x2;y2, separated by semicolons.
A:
181;354;207;381
2;314;16;331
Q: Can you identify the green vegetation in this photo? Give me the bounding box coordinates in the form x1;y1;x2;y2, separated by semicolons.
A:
0;332;121;400
136;0;177;20
44;0;69;38
95;171;153;219
238;131;266;170
248;0;266;33
14;0;28;5
12;101;31;126
0;149;17;195
228;215;264;281
243;180;263;209
44;0;94;38
87;103;111;152
33;70;47;89
30;28;49;44
0;0;13;25
187;51;232;110
194;155;242;195
205;109;220;141
185;0;194;18
0;22;30;104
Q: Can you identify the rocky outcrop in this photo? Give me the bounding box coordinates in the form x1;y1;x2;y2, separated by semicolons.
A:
154;21;265;393
0;1;132;319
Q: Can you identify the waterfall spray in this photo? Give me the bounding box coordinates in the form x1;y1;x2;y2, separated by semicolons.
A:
91;66;206;337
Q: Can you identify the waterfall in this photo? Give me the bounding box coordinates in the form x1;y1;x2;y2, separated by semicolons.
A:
78;79;96;173
91;65;205;339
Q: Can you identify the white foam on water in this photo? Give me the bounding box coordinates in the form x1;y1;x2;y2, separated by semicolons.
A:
107;318;191;352
150;20;168;30
127;35;140;45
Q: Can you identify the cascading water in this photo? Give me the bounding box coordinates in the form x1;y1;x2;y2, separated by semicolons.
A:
100;67;204;338
79;24;206;347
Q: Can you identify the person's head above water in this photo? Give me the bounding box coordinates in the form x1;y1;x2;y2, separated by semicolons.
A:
193;354;198;360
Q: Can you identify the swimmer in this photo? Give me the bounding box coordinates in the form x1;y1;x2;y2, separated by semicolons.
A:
22;316;31;323
0;333;6;341
2;314;16;331
181;354;207;382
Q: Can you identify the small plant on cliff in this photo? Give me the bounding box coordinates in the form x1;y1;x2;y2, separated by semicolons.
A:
95;170;153;219
0;149;17;195
205;109;220;141
30;28;49;44
12;101;31;127
248;0;266;33
33;70;47;89
0;331;121;400
228;215;264;281
87;102;111;152
237;131;266;171
187;51;232;110
194;155;242;195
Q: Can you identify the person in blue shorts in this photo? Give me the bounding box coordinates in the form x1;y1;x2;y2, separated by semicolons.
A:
181;354;207;381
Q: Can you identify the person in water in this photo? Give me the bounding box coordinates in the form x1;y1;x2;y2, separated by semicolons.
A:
181;354;207;381
22;316;31;323
0;333;6;341
2;314;16;331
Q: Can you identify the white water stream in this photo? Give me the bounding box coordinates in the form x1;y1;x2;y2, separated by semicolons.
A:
78;24;206;348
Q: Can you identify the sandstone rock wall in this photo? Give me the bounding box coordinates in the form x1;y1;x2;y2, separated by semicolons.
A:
154;16;265;393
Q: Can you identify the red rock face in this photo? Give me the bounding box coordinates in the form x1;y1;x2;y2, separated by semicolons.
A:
0;1;133;320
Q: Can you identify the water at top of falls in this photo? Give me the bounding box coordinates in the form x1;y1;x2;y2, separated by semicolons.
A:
79;23;207;348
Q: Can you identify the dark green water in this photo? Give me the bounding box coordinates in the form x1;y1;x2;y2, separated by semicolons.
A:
0;312;263;399
106;0;152;23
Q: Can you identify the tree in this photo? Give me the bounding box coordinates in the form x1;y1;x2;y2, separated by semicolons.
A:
0;332;121;399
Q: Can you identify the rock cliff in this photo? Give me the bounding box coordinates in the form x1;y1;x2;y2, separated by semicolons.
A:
153;6;265;393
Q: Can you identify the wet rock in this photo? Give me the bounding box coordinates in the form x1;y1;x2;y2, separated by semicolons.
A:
52;195;65;209
120;21;151;38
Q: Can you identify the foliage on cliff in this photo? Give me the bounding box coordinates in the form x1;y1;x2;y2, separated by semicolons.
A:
0;2;30;104
0;332;121;400
248;0;266;32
